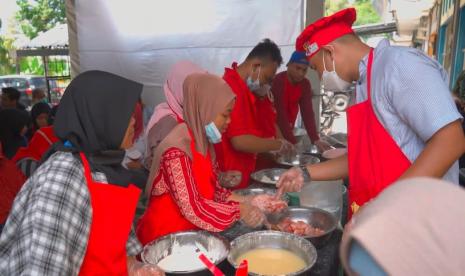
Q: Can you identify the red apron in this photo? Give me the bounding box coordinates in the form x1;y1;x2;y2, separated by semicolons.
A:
136;130;216;245
78;153;141;276
347;49;411;218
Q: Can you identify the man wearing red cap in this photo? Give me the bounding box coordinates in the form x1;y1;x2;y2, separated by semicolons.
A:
277;8;465;216
272;51;332;151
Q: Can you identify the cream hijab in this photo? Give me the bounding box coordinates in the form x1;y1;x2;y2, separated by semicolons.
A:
146;73;235;195
340;177;465;276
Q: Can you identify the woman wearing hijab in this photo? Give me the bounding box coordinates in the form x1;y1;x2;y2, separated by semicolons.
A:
144;60;206;168
0;71;164;275
137;73;264;245
0;109;30;159
340;177;465;276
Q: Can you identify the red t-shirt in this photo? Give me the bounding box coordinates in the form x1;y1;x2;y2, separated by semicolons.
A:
272;71;319;144
215;62;267;189
255;95;277;138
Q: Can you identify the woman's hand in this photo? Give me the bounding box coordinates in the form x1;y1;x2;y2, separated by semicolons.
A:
218;170;242;188
239;201;265;228
127;256;165;276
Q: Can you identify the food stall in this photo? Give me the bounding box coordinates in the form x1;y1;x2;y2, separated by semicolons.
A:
65;1;348;274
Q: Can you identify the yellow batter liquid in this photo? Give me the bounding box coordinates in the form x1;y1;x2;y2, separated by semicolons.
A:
236;248;306;275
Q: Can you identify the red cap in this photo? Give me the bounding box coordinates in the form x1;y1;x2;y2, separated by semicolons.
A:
296;8;356;59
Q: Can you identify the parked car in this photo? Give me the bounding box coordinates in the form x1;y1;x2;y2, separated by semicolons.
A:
0;75;65;107
0;75;47;107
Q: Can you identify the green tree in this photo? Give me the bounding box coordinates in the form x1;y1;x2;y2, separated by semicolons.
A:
353;0;381;26
325;0;381;26
16;0;66;39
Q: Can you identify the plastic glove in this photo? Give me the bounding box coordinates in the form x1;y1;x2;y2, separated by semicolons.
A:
239;201;265;228
218;170;242;188
271;139;296;157
276;166;305;198
314;139;333;152
250;194;288;213
127;258;165;276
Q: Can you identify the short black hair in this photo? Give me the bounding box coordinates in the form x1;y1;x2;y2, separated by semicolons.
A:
246;38;283;65
2;87;21;101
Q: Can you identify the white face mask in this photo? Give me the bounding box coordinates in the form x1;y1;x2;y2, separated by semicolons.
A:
321;51;352;92
246;66;261;91
254;83;271;98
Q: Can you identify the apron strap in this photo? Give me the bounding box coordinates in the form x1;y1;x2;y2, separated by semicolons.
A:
79;152;94;184
367;48;374;101
36;129;53;146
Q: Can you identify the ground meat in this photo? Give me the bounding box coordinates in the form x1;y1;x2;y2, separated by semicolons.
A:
251;194;288;213
277;218;325;236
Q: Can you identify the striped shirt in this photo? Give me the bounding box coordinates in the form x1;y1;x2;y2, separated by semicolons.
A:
354;39;462;184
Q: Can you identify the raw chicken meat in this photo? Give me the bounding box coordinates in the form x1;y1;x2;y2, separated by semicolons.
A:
277;218;325;236
251;194;288;213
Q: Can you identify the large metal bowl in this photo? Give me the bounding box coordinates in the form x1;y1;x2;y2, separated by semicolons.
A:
250;168;287;186
276;154;320;167
233;187;281;198
141;230;230;275
228;230;317;276
277;207;337;248
233;187;290;224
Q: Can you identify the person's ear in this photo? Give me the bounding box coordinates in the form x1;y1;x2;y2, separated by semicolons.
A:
321;44;335;59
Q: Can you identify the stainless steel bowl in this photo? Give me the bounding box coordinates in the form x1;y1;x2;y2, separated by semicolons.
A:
233;187;280;198
276;154;320;167
250;168;287;186
228;230;317;276
141;230;230;275
233;187;290;224
278;207;337;248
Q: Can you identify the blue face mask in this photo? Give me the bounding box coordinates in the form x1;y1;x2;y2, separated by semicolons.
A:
246;66;261;91
205;122;222;144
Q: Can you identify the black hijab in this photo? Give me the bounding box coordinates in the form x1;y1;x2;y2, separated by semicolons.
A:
0;109;30;159
30;102;52;129
52;70;143;187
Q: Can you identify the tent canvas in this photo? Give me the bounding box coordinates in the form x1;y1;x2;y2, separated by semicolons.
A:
67;0;306;107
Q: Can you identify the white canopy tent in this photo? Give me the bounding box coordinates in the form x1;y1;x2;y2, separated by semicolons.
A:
66;0;307;107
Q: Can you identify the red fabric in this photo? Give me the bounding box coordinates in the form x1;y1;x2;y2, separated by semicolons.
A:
133;102;143;143
136;131;239;245
0;144;26;224
347;49;411;219
272;72;319;144
283;75;302;126
78;153;141;276
216;62;264;189
254;97;279;171
12;126;58;163
296;8;356;58
255;96;277;138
